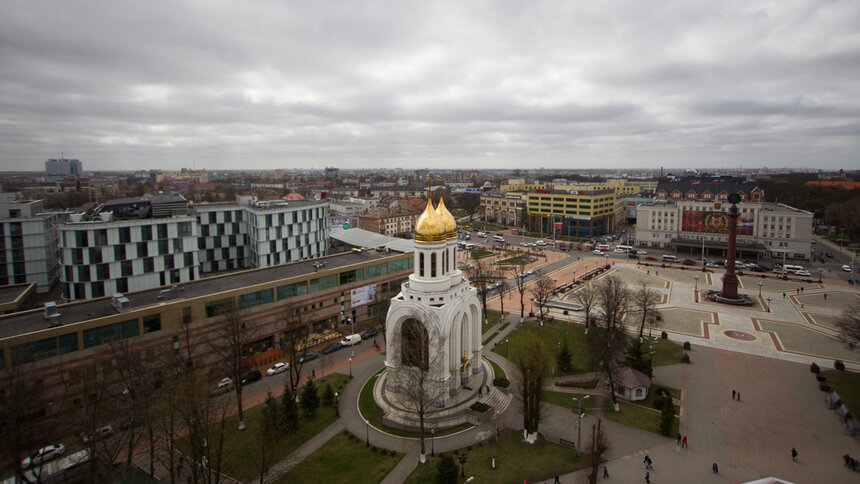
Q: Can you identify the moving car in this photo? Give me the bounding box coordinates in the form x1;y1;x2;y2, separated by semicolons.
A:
21;444;65;469
593;249;602;255
341;334;362;346
795;270;811;277
637;250;647;255
298;351;319;364
241;370;262;385
322;342;343;354
266;362;289;376
682;259;696;266
843;265;853;272
645;256;657;261
361;327;379;339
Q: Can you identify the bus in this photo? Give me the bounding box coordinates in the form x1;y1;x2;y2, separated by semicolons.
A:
775;264;805;274
615;245;633;253
597;244;611;252
662;254;679;263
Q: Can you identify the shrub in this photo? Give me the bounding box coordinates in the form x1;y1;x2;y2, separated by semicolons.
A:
661;331;669;340
493;377;510;388
470;402;491;413
436;455;458;484
652;396;666;411
659;396;675;436
681;353;690;363
834;360;846;371
371;446;377;453
683;341;691;350
810;362;820;373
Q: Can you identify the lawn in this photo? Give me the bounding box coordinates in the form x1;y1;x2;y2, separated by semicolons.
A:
274;432;403;484
404;429;585;484
185;373;350;481
651;339;685;367
358;370;473;438
470;249;494;259
486;357;506;381
602;399;679;437
543;391;602;411
823;369;860;413
496;256;530;265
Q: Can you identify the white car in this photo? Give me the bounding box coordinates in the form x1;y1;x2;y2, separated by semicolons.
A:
705;262;719;268
216;377;234;392
795;270;811;277
614;248;626;253
536;240;546;246
83;425;114;444
843;265;852;272
637;250;647;255
593;250;602;255
266;362;289;376
22;444;65;469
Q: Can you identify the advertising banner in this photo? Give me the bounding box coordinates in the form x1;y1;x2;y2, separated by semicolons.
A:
681;211;754;235
330;217;351;233
350;285;377;307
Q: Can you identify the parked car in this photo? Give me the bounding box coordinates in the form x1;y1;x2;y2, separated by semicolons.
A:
83;425;114;444
322;342;343;354
341;334;362;346
795;270;811;277
266;362;289;376
682;259;696;266
637;250;647;255
645;256;657;261
298;351;319;364
593;250;602;255
216;377;234;392
705;262;719;268
241;370;262;385
843;265;853;272
627;253;640;259
361;327;379;339
825;252;833;258
21;444;65;469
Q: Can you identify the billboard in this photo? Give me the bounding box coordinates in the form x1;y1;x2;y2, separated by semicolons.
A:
330;217;352;233
350;285;377;308
681;211;754;235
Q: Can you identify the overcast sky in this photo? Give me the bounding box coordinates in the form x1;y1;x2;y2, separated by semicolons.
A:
1;0;858;172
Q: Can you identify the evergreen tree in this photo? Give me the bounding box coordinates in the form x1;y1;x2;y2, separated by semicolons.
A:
322;383;335;407
262;392;280;430
280;384;299;433
659;395;674;436
556;345;572;373
624;341;652;378
300;378;320;417
436;455;459;484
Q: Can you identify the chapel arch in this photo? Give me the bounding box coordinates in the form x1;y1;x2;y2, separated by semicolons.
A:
401;318;429;371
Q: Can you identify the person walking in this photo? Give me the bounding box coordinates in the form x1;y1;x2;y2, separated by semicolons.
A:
732;389;736;400
603;466;609;479
712;462;719;474
737;392;740;401
645;471;650;483
783;292;786;299
792;447;798;462
554;475;560;483
682;435;688;448
676;433;682;445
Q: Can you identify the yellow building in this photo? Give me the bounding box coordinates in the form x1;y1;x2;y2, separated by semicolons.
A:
525;189;621;237
500;178;547;192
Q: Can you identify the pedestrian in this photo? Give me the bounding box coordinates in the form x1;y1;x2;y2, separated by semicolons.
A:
682;435;687;448
645;471;650;483
796;288;799;294
783;292;786;299
732;389;736;400
737;392;740;401
554;475;560;483
792;447;798;462
712;462;719;473
801;287;804;293
603;466;609;478
311;369;315;379
824;293;827;300
676;433;682;445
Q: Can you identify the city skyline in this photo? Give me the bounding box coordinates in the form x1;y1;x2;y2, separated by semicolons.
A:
1;1;859;171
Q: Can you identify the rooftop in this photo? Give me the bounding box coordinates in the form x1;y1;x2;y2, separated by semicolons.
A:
0;249;399;340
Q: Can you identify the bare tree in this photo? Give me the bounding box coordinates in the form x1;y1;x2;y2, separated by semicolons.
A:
594;275;631;412
280;303;312;393
510;331;552;444
633;281;660;339
585;419;611;484
511;261;529;322
493;276;509;323
572;282;599;333
208;303;256;430
836;303;860;351
176;369;231;484
396;319;448;462
530;275;555;322
465;256;494;323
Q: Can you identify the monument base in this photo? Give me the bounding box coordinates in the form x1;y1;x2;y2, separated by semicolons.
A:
706;290;755;306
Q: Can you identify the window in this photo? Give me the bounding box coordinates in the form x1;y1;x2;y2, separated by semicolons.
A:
157;224;168;239
431;253;437;277
137;241;148;258
89;247;102;264
119;227;131;243
82;319;139;348
121;260;133;276
419;253;425;277
239;289;274;309
178;221;192;237
143;314;161;333
366;263;388;278
97;263;110;280
75;230;88;247
205;297;235;317
309;274;337;293
339;268;364;285
389;257;410;272
277;281;308;300
94;229;108;246
116;277;128;293
114;244;126;261
143;257;154;273
141;225;152;240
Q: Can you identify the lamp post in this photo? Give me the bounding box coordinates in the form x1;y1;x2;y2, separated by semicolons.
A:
365;418;369;447
431;429;435;456
349;356;353;379
694;275;699;292
766;297;772;312
757;281;764;297
334;392;339;416
818;267;823;283
529;297;534;315
458;452;468;478
572;395;590;454
505;338;510;358
348;317;354;378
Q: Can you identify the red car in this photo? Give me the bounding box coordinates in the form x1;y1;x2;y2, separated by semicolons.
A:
645;256;657;261
682;259;696;266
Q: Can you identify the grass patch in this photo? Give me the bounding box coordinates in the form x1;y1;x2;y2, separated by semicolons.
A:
183;373;349;481
543;391;602;411
482;331;500;345
651;339;684;367
470;402;491;413
470;249;494;259
602;399;679;436
822;369;860;413
486;358;506;381
404;429;586;484
496;256;530;265
493;322;594;375
642;385;681;408
553;379;599;389
358;371;473;438
274;433;403;484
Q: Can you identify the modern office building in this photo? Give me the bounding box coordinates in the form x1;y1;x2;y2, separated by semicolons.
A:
0;249;413;421
0;195;68;293
524;189;623;237
635;200;813;260
45;157;82;180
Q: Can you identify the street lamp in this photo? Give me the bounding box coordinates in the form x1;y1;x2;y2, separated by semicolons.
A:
818;267;823;283
505;338;510;358
349;356;353;378
757;281;764;297
431;429;435;456
529;297;534;315
365;418;369;447
334;392;339;416
572;395;591;454
458;452;468;478
766;297;772;312
348;316;354;378
694;275;699;292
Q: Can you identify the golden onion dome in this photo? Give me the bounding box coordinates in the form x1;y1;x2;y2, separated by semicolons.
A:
414;199;446;243
435;196;457;239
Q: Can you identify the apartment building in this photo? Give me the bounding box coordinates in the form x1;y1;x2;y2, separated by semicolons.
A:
357;207;419;237
0;195;68;293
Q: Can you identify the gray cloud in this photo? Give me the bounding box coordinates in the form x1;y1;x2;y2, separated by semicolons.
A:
1;0;859;171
